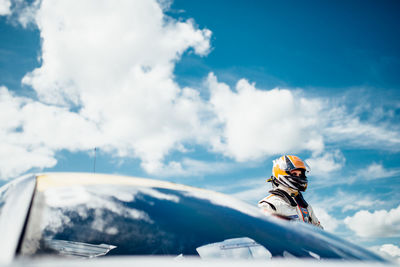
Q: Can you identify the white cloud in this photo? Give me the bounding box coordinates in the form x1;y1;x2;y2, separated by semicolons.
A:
323;104;400;151
306;150;345;176
370;244;400;264
22;0;211;106
0;0;11;15
0;0;214;179
15;0;39;28
377;244;400;264
342;199;383;213
148;158;238;178
206;74;400;164
0;86;101;179
344;205;400;238
207;73;325;161
231;181;268;205
308;190;386;214
0;0;39;26
2;0;400;181
312;207;340;233
358;162;400;180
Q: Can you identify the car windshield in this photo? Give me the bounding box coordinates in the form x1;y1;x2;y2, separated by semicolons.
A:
19;176;384;262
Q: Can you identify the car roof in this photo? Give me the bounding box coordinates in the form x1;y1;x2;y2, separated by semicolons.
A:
36;172;200;192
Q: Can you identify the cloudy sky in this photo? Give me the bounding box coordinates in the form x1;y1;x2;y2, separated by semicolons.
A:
1;0;399;261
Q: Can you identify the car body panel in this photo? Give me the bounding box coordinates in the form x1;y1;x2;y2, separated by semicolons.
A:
0;173;391;265
0;174;36;263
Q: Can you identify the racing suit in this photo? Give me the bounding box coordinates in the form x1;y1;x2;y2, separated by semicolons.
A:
258;188;323;229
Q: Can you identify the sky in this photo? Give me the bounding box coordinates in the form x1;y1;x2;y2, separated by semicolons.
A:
0;0;400;262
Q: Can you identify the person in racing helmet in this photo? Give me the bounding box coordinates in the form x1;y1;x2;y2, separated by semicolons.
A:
258;155;323;229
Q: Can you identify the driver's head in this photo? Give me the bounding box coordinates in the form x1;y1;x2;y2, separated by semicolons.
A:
270;155;310;192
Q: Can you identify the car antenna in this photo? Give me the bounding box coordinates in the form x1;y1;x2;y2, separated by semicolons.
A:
93;147;97;174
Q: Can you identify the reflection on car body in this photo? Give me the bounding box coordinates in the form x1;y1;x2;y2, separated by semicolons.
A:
0;173;391;265
44;239;116;258
196;237;272;260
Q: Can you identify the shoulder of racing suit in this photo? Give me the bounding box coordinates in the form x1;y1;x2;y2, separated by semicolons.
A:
258;194;300;220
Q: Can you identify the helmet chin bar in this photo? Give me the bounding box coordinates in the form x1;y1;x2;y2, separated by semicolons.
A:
277;184;299;194
276;175;308;192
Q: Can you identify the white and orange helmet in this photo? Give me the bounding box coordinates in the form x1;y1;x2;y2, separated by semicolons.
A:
270;155;310;191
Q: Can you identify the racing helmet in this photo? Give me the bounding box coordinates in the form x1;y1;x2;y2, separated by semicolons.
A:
270;155;310;191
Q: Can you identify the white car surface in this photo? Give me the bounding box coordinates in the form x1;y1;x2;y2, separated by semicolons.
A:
0;173;394;266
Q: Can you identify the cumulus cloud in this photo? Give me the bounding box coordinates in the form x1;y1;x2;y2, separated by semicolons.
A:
0;0;40;26
0;86;101;178
206;74;400;163
22;0;211;107
207;73;324;161
312;207;340;232
344;205;400;238
2;0;400;180
0;0;11;15
0;0;215;179
306;150;346;176
377;244;400;264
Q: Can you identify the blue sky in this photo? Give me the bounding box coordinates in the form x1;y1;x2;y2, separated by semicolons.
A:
0;0;399;261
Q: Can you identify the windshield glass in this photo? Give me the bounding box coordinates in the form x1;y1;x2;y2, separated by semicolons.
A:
19;176;384;262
